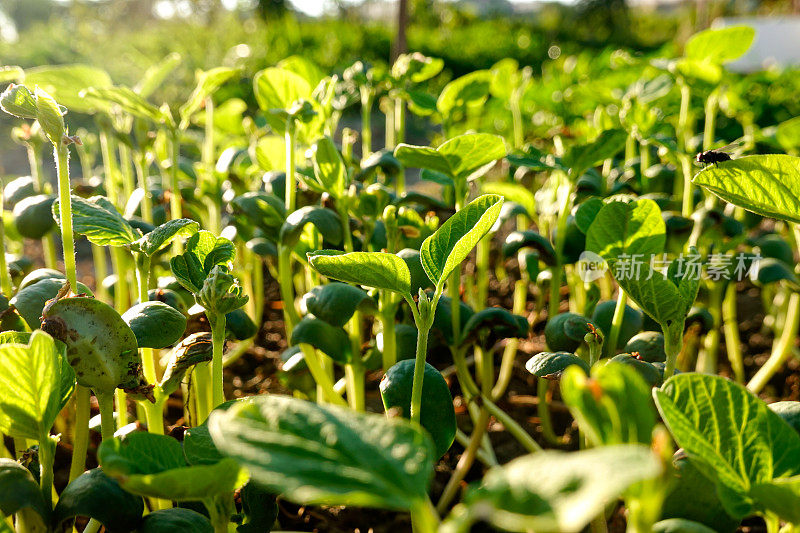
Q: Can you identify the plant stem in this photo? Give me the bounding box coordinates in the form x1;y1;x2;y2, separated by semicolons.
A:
54;144;77;290
537;377;562;446
360;89;372;159
663;323;684;380
722;281;745;383
133;152;153;224
604;289;627;358
37;434;55;509
277;246;300;331
96;391;116;441
492;279;527;400
210;312;227;410
697;283;723;374
749;291;800;393
379;298;397;370
203;96;221;235
475;235;490;310
411;497;440;533
299;345;347;406
284;120;296;212
0;192;12;296
68;385;91;482
482;394;541;453
549;180;572;318
90;244;109;303
406;295;434;425
194;363;213;423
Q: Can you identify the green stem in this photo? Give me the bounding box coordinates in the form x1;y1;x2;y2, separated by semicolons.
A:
722;281;745;383
703;90;718;151
169;129;181;222
406;295;433;425
437;407;489;513
298;345;347;406
663;323;684;380
203;96;220;234
284;121;296;212
410;497;440;533
118;142;135;201
277;246;299;331
748;291;800;393
510;89;524;149
537;377;561;446
0;193;12;296
604;289;627;358
210;312;227;410
68;385;91;482
96;391;116;441
475;235;490;310
91;244;109;303
37;434;55;509
133;152;153;224
482;394;541;453
394;96;406;147
379;299;397;370
360;89;373;159
54;144;78;290
492;279;527;400
549;180;572;318
697;283;723;374
194;363;212;424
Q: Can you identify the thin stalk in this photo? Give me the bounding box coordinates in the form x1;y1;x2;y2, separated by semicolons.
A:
0;192;12;296
697;283;723;374
680;153;694;217
510;89;524;149
298;345;347;406
410;497;440;533
663;324;684;380
111;247;131;312
210;313;227;410
133;152;153;224
475;235;490;310
169;130;182;254
437;408;489;513
194;363;213;424
548;180;572;318
639;141;650;192
406;294;434;424
703;90;718;151
379;299;397;370
394;97;406;146
68;386;91;482
360;89;373;159
284;121;296;212
537;377;562;446
90;244;109;303
135;254;164;433
54;144;77;290
492;279;527;400
118;142;135;201
722;281;745;383
345;311;365;411
98;123;120;206
96;392;116;441
277;246;300;331
482;395;541;453
37;434;55;509
27;143;58;270
604;289;627;358
748;292;800;393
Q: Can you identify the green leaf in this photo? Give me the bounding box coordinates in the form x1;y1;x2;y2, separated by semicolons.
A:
179;67;238;129
562;129;628;177
41;296;141;394
750;476;800;524
130;218;199;256
0;84;37;119
53;468;144;532
395;133;506;182
81;86;168;124
420;194;504;290
692;155;800;224
0;459;49;525
587;200;698;328
654;373;800;519
10;278;94;330
208;395;436;511
307;251;411;296
446;445;662;533
135;52;181;98
279;206;342;248
481;182;536;219
526;351;589;380
436;70;492;115
0;66;23;84
312;136;346;196
33;86;65;145
170;231;236;294
254;67;311;112
55;195;138;247
139;508;213;533
0;330;75;441
561;363;656;446
776;117;800;151
300;283;377;328
291;317;352;364
278;56;324;86
122;301;187;349
23;64;112;113
685;26;755;64
99;432;248;501
159;333;213;397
